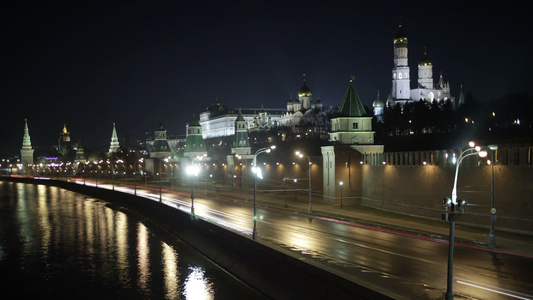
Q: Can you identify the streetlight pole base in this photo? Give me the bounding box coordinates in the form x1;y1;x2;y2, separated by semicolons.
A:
445;291;454;300
489;229;496;248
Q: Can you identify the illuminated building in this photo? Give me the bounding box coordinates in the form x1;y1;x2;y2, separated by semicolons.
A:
389;24;454;107
58;123;72;156
184;115;207;159
108;122;120;154
20;119;34;170
148;120;174;159
231;109;251;156
199;100;283;139
280;75;328;132
198;75;327;140
322;77;383;203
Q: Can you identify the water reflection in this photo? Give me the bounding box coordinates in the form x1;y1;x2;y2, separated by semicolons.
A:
184;266;215;300
37;185;51;259
0;182;261;299
162;242;180;299
116;211;130;288
137;222;150;294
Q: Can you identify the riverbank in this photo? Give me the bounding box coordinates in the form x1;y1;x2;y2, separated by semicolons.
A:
1;176;394;300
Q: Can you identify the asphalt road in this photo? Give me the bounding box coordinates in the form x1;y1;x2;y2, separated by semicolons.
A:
87;182;533;299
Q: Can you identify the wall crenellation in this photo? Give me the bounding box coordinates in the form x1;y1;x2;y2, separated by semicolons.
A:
363;147;532;167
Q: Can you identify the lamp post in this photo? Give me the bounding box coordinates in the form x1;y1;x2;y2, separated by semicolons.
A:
487;144;498;248
340;181;344;208
158;159;162;202
445;143;487;300
111;159;115;191
134;158;142;196
187;154;206;217
283;178;287;208
295;151;312;214
252;145;276;240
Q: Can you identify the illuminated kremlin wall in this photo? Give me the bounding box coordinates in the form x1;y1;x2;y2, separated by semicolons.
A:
359;147;533;234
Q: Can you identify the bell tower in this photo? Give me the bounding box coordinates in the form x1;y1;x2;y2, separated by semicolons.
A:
392;23;410;103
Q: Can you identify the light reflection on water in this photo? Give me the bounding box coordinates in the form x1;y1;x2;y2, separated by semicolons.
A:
184;266;214;300
162;241;180;299
137;222;150;294
0;182;264;299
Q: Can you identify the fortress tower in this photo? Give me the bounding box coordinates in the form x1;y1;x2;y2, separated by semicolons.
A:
20;119;34;170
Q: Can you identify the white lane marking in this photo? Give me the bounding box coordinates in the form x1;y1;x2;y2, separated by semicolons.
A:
457;280;532;300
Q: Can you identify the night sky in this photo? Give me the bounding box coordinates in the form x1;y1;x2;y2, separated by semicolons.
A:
2;0;531;156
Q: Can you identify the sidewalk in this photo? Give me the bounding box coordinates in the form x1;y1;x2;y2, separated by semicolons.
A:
201;185;533;258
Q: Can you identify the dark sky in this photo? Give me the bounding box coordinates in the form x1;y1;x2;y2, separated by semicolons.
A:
2;0;531;156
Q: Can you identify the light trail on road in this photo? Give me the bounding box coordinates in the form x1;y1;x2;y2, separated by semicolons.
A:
70;180;533;299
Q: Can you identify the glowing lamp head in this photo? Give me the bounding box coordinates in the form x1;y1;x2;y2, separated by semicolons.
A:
469;141;475;148
478;151;488;158
186;165;200;176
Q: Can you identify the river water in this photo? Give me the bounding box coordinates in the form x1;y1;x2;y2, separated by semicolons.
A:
0;181;265;299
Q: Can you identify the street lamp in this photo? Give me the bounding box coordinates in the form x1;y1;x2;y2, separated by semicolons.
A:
444;142;487;300
134;158;143;196
158;159;162;202
295;151;312;214
340;181;344;208
487;144;498;248
252;145;276;240
187;154;206;217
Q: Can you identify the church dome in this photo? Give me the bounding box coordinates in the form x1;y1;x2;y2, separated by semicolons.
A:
394;24;407;40
373;91;385;108
207;99;229;117
373;99;385;108
298;79;312;97
419;49;432;66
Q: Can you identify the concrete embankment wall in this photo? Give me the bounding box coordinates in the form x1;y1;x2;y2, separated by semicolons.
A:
1;177;394;300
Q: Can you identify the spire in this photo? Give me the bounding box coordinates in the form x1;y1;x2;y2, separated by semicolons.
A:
438;72;444;89
458;85;465;107
111;123;118;141
234;108;250;151
22;119;32;150
338;76;367;117
109;122;120;153
20;119;35;169
185;114;206;156
236;108;245;121
189;114;200;126
372;90;385;108
298;74;312;96
420;46;432;66
151;119;172;157
394;18;407;40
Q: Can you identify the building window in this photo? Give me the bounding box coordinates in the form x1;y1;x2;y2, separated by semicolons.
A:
353;123;358;129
